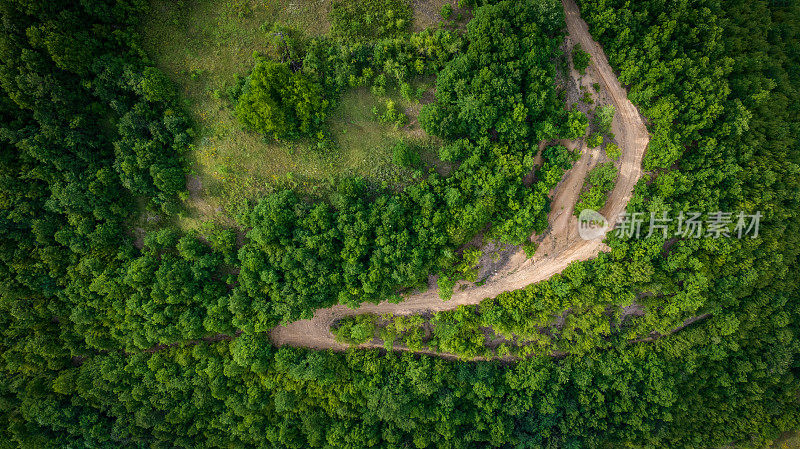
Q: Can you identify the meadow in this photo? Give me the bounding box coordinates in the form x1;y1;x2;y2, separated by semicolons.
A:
140;0;438;229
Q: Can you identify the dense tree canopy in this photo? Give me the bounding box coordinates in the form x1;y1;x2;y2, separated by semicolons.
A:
419;0;569;148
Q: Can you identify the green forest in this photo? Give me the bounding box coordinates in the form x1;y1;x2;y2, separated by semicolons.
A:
0;0;799;447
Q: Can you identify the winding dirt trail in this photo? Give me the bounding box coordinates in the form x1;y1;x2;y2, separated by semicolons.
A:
270;0;649;351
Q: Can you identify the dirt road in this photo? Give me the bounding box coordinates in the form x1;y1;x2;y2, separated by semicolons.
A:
270;0;649;351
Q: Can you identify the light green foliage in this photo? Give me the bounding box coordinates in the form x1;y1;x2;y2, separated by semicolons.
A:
379;314;426;350
373;99;408;128
523;241;538;258
574;161;617;214
135;67;177;103
487;144;577;244
564;108;589;139
594;104;615;134
399;82;414;100
335;313;427;350
605;142;622;160
332;315;378;344
430;306;486;358
330;0;413;40
235;60;329;139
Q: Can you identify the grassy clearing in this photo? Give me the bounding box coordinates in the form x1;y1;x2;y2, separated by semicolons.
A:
140;0;434;230
769;431;800;449
328;89;407;180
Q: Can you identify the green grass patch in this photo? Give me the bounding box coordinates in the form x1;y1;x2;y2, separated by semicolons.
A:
140;0;429;230
770;431;800;449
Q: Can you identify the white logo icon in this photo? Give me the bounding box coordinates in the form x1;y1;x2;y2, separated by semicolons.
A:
578;209;609;240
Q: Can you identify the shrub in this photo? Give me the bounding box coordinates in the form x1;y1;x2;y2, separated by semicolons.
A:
563;109;589;139
588;133;603;148
136;67;176;103
441;4;453;20
605;143;621;160
332;315;378;344
594;104;615;134
235;60;329;140
572;43;591;75
438;249;482;299
574;162;618;214
374;99;407;128
523;241;538;258
399;82;421;101
392;140;421;167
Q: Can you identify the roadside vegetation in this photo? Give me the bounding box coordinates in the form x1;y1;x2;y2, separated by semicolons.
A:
574;161;618;214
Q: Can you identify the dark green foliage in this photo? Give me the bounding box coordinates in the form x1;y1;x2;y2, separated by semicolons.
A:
441;3;454;19
4;295;797;447
392;140;421;167
572;42;591;74
420;0;567;148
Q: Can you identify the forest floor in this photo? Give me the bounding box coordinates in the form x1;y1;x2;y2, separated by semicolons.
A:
269;0;650;353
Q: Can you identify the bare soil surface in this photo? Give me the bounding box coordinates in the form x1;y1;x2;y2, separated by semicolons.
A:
270;0;649;352
411;0;466;31
411;0;449;30
186;174;203;198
